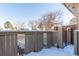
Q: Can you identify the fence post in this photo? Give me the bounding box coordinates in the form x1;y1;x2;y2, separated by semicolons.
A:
74;30;78;55
67;28;71;44
57;26;64;48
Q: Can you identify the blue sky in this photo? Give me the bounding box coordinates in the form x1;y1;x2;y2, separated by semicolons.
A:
0;3;74;28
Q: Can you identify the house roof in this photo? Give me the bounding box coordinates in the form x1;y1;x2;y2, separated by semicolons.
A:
63;3;79;18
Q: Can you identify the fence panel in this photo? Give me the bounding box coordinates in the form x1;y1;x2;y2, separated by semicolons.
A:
52;32;58;47
47;32;52;48
25;32;34;54
5;32;17;56
57;27;63;48
37;32;43;51
0;32;17;56
10;33;17;56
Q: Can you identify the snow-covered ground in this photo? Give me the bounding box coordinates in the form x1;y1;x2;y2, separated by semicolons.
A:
25;45;74;56
17;34;25;49
17;34;75;56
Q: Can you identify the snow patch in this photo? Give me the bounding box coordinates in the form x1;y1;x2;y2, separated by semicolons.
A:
25;45;74;56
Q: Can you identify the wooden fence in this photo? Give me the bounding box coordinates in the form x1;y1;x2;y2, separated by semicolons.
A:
1;26;76;56
62;25;76;46
0;24;78;56
0;30;63;56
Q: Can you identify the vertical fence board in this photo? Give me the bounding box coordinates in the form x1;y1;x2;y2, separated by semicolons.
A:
78;32;79;55
58;27;63;48
11;33;17;56
14;33;17;56
2;34;5;56
52;32;58;47
43;33;47;48
5;33;11;56
74;30;78;55
67;29;71;44
37;32;43;51
47;32;52;48
0;34;5;56
25;32;34;54
34;32;38;52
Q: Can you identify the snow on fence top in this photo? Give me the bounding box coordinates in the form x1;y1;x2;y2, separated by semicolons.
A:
74;30;79;32
0;30;58;33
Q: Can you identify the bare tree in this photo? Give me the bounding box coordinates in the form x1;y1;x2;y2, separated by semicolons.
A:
38;11;62;30
15;21;26;30
29;20;39;30
28;11;62;31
